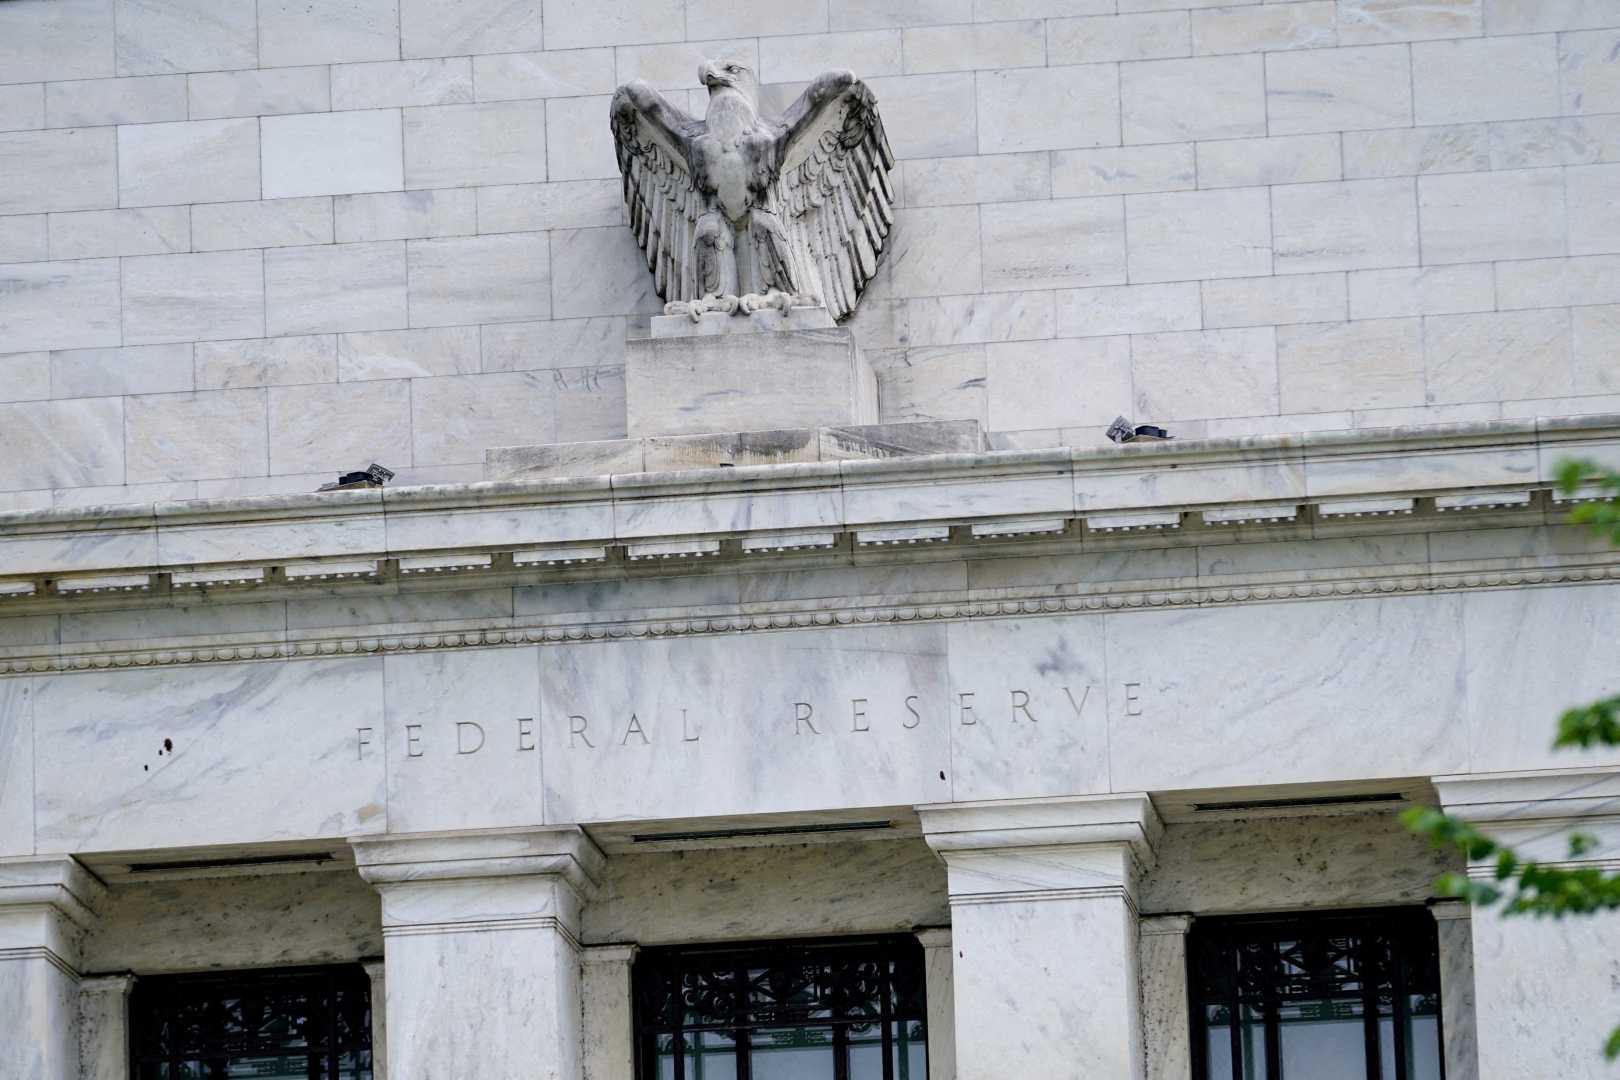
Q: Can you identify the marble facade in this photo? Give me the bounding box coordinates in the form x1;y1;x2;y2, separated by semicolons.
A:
5;0;1620;1074
2;414;1618;1075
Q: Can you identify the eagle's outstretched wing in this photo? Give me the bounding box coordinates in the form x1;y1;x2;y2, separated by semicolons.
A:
610;81;704;304
775;72;896;321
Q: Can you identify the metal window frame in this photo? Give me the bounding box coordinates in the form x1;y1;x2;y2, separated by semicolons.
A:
632;934;929;1080
1186;907;1446;1080
128;963;373;1080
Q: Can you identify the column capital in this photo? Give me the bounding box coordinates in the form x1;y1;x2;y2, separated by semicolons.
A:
350;826;605;897
1433;767;1620;824
581;943;638;966
1434;768;1620;873
917;794;1162;863
914;927;952;949
78;973;135;995
1140;913;1193;936
1428;899;1471;923
918;794;1162;909
0;855;105;930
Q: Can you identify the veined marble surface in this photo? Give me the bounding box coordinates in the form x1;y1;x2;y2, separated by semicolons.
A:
31;658;387;853
1106;593;1471;790
584;837;947;945
9;582;1620;858
1139;811;1457;914
383;648;545;834
541;624;955;822
1462;584;1620;771
0;679;30;855
951;893;1142;1080
81;870;381;973
0;949;79;1080
1470;906;1620;1079
945;617;1109;803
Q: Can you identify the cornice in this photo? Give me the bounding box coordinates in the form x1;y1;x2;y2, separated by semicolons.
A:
1;416;1618;675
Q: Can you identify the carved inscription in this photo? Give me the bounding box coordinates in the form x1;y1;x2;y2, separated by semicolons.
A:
358;718;540;761
357;687;1142;759
561;682;1139;750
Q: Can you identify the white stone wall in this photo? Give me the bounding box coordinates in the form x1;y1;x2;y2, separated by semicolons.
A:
1;0;1618;509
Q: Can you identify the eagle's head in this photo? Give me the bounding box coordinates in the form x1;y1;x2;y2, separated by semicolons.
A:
699;58;759;102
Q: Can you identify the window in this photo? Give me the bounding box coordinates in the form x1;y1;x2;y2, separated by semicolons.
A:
130;964;373;1080
1189;908;1445;1080
634;935;929;1080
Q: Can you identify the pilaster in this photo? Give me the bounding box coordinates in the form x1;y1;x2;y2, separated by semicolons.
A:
352;828;605;1080
1435;769;1620;1079
79;974;136;1080
919;794;1162;1080
1139;914;1193;1080
360;959;387;1080
915;928;955;1080
581;944;638;1080
1430;900;1478;1080
0;855;104;1080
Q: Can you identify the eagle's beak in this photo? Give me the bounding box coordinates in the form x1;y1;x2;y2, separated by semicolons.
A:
700;62;723;88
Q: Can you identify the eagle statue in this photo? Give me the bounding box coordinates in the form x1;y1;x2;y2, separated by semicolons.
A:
610;58;896;322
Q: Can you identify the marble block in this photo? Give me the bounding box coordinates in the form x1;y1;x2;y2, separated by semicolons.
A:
945;618;1110;803
1105;594;1469;791
647;304;836;338
0;680;33;857
541;624;954;823
625;325;878;437
32;659;388;852
484;420;984;480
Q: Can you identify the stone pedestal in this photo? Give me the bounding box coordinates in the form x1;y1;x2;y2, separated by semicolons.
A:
919;795;1161;1080
1435;770;1620;1080
0;856;103;1080
626;314;877;437
353;829;604;1080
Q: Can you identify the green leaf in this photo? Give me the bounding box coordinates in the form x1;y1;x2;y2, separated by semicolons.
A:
1604;1024;1620;1061
1556;458;1589;497
1555;697;1620;749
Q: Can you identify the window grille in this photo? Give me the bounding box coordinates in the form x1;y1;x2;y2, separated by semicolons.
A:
130;964;373;1080
1189;908;1445;1080
634;935;929;1080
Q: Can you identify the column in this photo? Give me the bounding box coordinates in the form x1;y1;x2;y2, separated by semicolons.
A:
919;794;1161;1080
1430;901;1478;1080
79;974;136;1080
1435;769;1620;1080
581;944;638;1080
361;959;387;1080
1139;914;1193;1080
915;928;955;1080
0;856;104;1080
352;828;604;1080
